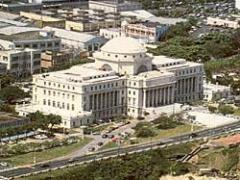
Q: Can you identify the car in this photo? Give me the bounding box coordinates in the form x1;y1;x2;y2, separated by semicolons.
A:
68;158;76;163
190;133;198;138
92;131;101;135
108;134;114;139
0;162;8;167
97;142;103;146
88;147;95;152
40;163;50;168
102;134;108;138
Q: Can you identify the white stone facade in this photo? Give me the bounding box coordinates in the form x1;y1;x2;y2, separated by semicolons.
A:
17;37;204;128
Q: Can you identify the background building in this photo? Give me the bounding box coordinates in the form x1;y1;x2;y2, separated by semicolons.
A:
207;17;240;29
203;81;232;101
0;26;61;52
41;50;72;69
0;48;41;77
89;0;142;13
43;26;106;52
20;11;65;28
100;21;169;43
236;0;240;10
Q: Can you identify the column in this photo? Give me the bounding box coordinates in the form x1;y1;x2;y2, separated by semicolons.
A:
145;90;149;107
106;92;109;108
163;87;166;105
143;89;146;108
167;86;170;104
149;90;152;107
158;88;161;106
171;86;174;104
154;89;158;107
156;88;159;106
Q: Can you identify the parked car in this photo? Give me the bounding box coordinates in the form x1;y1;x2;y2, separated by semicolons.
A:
108;134;115;139
68;158;76;163
97;142;103;146
40;163;50;168
88;147;95;152
102;134;108;138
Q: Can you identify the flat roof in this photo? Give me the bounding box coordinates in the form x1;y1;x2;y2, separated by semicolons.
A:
153;55;186;65
0;11;19;20
36;63;118;85
0;26;40;36
43;26;100;43
203;82;231;91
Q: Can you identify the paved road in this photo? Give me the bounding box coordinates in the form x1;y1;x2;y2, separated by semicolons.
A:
1;120;240;179
67;120;137;157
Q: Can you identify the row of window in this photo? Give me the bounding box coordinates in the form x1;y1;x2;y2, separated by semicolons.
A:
128;81;137;86
88;81;124;91
176;68;200;76
43;81;75;90
128;97;136;105
16;42;60;49
103;52;146;59
128;90;136;95
89;73;110;80
43;99;75;111
161;62;181;67
43;90;75;100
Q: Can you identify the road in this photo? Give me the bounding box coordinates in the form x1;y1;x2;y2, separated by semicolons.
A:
67;120;137;158
1;120;240;179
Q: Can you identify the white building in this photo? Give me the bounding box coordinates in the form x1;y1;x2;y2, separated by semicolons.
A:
0;26;61;51
100;21;168;43
236;0;240;10
100;28;122;40
207;17;240;29
17;37;204;128
0;48;41;77
89;0;141;13
43;26;106;52
203;81;231;101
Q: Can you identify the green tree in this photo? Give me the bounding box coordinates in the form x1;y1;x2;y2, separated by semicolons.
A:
0;86;26;104
218;105;235;115
0;74;15;89
27;111;61;133
208;106;217;113
46;114;62;133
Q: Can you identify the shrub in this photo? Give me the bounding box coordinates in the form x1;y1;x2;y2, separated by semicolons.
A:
218;105;234;115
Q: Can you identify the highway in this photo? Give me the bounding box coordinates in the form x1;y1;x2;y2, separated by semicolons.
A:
1;121;240;179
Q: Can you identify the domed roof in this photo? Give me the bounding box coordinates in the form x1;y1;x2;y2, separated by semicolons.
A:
101;37;146;54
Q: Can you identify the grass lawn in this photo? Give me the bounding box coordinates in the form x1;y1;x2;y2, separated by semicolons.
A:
99;141;118;151
234;109;240;116
125;124;202;145
2;137;92;167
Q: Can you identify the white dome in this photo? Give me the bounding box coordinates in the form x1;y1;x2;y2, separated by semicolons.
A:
101;37;146;54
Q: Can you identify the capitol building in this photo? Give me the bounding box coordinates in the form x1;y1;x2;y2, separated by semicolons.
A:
17;37;204;128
